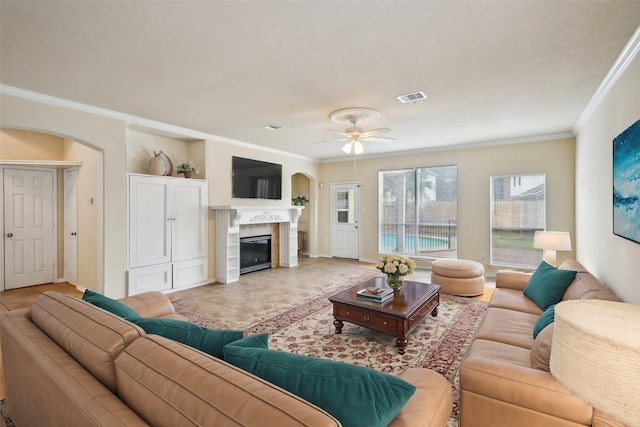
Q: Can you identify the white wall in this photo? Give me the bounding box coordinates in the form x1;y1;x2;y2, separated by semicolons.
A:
575;50;640;304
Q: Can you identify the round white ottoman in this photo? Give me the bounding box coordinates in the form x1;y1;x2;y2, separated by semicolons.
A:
431;259;485;296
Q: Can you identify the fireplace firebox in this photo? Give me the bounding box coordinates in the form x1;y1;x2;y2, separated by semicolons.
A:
239;235;272;274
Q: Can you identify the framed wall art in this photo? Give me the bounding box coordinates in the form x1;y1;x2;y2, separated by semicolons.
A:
613;119;640;244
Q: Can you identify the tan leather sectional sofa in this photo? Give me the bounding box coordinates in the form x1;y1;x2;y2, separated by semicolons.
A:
1;290;452;427
459;260;624;427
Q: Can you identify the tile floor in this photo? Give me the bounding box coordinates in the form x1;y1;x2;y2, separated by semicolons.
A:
0;257;494;401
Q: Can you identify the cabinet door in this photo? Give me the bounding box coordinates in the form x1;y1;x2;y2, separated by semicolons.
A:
129;175;172;268
172;179;208;262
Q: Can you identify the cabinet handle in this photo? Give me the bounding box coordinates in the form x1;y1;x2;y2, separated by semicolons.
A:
363;316;370;321
383;321;388;325
346;311;350;315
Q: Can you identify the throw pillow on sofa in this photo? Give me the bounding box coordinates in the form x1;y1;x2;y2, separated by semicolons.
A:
132;317;243;360
523;261;577;310
531;323;554;371
223;333;416;427
533;304;556;338
82;289;142;321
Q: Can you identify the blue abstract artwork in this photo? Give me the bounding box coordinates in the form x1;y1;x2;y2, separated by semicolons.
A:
613;119;640;244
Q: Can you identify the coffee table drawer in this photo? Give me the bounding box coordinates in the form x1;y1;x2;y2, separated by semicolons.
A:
335;306;399;333
407;297;439;330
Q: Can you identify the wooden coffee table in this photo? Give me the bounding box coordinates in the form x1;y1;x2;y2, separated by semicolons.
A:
328;276;440;354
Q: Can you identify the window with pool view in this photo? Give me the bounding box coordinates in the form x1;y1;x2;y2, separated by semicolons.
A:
379;166;458;259
490;174;545;269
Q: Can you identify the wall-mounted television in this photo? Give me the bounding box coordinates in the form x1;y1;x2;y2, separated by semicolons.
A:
232;156;282;200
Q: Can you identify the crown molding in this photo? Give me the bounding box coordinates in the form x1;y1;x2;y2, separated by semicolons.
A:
573;26;640;134
0;85;317;163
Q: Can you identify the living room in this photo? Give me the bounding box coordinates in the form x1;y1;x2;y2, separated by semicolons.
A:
1;2;640;425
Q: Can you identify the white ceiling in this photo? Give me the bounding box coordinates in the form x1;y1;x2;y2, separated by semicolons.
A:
1;1;639;161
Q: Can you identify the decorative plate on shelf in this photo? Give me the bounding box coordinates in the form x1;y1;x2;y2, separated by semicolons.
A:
153;151;173;176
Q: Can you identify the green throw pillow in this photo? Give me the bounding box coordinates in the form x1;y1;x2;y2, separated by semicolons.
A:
523;261;577;310
533;304;556;339
132;317;243;360
82;289;142;321
223;334;416;427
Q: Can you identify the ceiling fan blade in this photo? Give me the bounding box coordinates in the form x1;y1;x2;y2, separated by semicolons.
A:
362;136;396;143
325;129;349;136
312;137;349;144
360;127;391;138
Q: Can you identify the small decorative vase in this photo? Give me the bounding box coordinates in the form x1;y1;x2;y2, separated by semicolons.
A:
183;172;192;178
386;274;404;292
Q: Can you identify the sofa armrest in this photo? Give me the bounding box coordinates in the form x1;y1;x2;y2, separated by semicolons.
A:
495;270;532;291
119;291;177;319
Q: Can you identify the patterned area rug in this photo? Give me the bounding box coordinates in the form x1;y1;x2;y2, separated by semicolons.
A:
175;272;487;426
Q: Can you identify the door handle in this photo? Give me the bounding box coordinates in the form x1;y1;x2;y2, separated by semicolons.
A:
71;232;77;236
6;233;13;237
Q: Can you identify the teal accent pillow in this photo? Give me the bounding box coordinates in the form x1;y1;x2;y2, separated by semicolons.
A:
523;261;577;310
533;304;556;339
223;334;416;427
82;289;142;321
132;317;243;360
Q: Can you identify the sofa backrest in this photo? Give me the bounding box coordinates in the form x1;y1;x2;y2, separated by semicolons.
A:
559;260;618;302
31;291;145;393
115;335;341;427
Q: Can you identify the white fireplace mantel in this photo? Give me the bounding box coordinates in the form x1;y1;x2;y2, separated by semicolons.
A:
210;205;304;283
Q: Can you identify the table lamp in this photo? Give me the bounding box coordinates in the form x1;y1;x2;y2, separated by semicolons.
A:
551;300;640;426
533;231;572;267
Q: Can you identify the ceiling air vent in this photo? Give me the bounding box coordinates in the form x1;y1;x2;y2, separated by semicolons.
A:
397;91;427;103
262;124;284;130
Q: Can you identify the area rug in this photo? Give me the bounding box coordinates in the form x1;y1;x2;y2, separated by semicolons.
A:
176;281;487;426
0;399;15;427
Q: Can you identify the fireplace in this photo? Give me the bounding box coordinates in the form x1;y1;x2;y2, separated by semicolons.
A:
240;235;272;274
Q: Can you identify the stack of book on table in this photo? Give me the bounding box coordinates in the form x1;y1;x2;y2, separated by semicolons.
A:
357;286;394;303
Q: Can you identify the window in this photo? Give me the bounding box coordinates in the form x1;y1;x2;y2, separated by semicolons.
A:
379;166;457;258
490;174;545;268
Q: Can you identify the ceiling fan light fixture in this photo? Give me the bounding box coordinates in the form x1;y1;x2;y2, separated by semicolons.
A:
354;140;364;154
342;142;352;154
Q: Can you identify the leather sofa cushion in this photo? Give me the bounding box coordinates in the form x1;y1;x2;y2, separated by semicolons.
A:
460;339;592;425
119;291;186;319
1;310;149;427
472;307;538;349
389;368;453;427
30;291;145;393
115;335;341;427
488;288;543;315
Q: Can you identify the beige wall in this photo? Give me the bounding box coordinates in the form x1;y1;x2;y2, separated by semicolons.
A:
63;139;103;289
318;138;576;275
0;128;64;159
576;50;640;305
0;130;103;289
1;93;127;298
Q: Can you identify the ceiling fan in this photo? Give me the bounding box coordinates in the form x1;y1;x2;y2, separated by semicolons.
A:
313;107;395;155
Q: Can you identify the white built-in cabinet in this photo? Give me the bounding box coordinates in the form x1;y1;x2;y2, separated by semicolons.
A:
127;174;208;295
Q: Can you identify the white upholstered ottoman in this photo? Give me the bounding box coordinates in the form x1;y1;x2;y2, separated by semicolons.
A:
431;259;485;296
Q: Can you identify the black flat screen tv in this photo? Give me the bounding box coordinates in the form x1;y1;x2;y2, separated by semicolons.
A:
232;156;282;200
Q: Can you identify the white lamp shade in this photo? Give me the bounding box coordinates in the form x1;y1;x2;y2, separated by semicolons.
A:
342;142;352;154
533;231;572;251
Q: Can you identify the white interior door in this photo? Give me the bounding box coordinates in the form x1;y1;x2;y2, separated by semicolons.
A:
3;168;56;289
64;168;78;285
331;182;360;259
